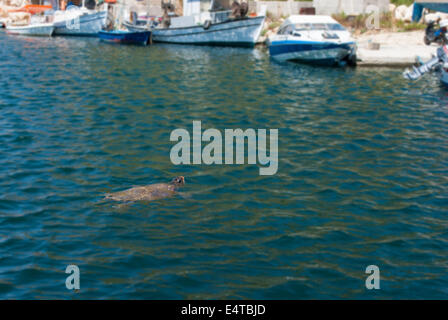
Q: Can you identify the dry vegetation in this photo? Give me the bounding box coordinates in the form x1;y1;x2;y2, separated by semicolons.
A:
332;12;426;36
260;5;427;39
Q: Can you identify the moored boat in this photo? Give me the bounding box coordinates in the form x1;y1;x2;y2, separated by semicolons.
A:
267;15;357;66
6;23;54;36
98;30;152;45
52;4;108;37
151;0;266;47
99;0;152;45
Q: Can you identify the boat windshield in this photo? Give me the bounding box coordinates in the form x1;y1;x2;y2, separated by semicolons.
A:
326;23;346;31
293;23;346;31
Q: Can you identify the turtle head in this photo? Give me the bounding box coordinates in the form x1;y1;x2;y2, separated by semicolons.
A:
171;176;185;187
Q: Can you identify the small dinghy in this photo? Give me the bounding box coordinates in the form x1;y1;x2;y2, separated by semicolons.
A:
6;23;54;36
98;30;152;45
99;0;152;45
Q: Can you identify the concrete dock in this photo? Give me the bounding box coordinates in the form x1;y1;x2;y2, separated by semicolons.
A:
355;30;439;67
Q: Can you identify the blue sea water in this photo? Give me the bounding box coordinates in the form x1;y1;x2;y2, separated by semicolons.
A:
0;32;447;299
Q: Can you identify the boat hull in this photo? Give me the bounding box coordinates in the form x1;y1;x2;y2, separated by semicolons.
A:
440;69;448;86
98;30;152;45
6;24;54;36
269;41;356;66
152;16;265;47
53;11;107;36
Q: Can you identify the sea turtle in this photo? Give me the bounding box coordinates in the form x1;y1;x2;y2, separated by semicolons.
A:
105;176;185;202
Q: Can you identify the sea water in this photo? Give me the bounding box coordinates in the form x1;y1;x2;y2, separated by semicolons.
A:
0;32;447;299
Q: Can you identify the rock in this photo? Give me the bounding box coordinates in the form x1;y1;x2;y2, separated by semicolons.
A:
389;4;396;13
395;5;408;21
404;4;414;22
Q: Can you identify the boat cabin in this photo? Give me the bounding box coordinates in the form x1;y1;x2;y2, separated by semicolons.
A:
170;0;234;28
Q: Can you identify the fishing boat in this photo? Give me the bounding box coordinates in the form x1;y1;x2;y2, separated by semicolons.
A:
151;0;266;47
267;15;357;66
6;23;54;36
52;3;108;36
98;30;152;45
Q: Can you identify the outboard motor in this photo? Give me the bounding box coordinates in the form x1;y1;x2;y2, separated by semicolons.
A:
403;45;448;80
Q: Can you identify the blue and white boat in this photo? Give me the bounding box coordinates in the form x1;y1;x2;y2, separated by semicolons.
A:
99;30;152;45
267;15;357;66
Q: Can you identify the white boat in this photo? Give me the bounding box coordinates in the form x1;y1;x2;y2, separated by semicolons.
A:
6;23;54;36
268;15;357;66
52;4;107;36
150;0;266;47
